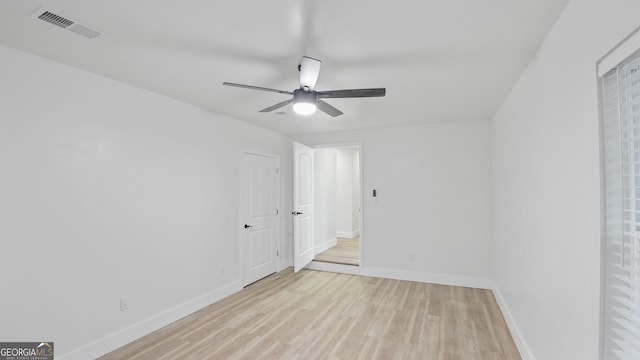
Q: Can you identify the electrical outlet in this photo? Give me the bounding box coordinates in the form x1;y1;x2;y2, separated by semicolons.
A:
408;253;414;261
220;265;226;275
120;296;129;311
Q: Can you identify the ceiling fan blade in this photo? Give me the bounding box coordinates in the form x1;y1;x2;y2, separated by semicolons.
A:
222;82;292;95
299;56;321;90
259;99;294;113
316;99;344;117
317;88;386;98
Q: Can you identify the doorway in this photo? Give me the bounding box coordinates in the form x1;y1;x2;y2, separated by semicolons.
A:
292;142;362;271
313;146;361;266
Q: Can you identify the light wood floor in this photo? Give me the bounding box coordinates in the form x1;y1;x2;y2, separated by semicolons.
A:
99;269;520;360
314;237;360;266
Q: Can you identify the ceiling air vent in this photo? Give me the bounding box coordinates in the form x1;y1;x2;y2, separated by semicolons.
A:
38;11;74;28
32;8;103;39
67;24;101;39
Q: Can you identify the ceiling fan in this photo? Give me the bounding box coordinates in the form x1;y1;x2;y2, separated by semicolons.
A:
223;56;386;117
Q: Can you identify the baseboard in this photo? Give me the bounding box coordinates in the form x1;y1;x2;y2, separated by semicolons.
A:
58;280;243;360
336;230;358;239
492;285;534;360
314;238;338;255
307;261;494;290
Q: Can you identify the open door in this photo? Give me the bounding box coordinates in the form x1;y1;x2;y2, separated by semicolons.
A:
293;142;314;272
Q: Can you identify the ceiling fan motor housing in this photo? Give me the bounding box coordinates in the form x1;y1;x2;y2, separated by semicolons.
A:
293;88;317;105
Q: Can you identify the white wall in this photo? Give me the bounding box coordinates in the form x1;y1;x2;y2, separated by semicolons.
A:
336;148;359;238
296;120;492;282
490;0;640;359
0;44;291;359
314;148;337;252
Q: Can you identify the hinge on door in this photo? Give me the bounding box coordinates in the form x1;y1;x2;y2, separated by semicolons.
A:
276;168;279;175
276;250;279;256
276;209;279;215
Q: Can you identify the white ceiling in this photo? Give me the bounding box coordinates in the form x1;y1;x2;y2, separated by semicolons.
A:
0;0;569;135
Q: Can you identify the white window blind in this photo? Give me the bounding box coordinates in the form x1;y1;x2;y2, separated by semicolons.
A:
603;49;640;360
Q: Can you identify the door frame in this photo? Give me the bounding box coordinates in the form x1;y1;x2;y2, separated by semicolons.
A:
300;141;365;268
239;150;282;286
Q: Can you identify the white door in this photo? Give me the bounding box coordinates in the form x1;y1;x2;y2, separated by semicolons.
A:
241;152;279;285
293;142;314;272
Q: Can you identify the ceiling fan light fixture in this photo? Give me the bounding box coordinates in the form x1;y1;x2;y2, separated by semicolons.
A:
293;102;317;115
292;89;317;116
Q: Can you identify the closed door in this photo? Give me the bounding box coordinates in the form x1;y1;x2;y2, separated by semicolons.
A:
293;142;314;272
241;152;279;285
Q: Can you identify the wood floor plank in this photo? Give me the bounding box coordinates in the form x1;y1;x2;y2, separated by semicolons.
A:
99;268;521;360
314;237;360;265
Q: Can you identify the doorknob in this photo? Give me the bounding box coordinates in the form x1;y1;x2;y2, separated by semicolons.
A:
244;224;253;229
291;211;303;215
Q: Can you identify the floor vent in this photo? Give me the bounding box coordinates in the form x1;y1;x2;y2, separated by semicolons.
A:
32;8;102;39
